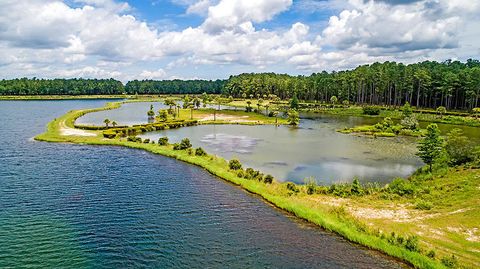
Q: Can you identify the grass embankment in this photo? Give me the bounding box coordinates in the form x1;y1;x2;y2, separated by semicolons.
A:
35;101;479;269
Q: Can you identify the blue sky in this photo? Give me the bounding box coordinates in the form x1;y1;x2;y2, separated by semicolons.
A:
0;0;478;81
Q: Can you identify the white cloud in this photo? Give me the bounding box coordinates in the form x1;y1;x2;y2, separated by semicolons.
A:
138;69;168;80
186;0;215;15
202;0;293;33
0;0;479;80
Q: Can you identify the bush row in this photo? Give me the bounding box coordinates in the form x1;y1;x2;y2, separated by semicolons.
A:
102;119;198;138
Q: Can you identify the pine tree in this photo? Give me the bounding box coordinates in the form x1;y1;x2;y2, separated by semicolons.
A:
417;124;443;172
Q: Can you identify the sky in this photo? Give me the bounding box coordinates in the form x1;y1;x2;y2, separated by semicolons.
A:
0;0;479;82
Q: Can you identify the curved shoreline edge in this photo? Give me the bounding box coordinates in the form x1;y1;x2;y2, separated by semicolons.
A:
34;101;445;269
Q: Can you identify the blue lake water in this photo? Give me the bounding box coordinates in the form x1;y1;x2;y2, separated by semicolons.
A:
0;100;407;268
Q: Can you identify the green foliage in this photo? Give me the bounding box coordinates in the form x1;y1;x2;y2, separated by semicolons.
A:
436;106;446;116
127;136;142;142
351;178;362;195
402;102;413;117
286;182;299;193
228;159;242;170
263;174;274;184
287;109;300;125
400;115;419;130
195;147;207;156
445;128;474;165
147;104;155;117
427;250;436;259
290;93;299;109
415;199;433;210
330;95;338;105
387;178;415;196
0;78;124;95
143;138;150;144
441;255;458;268
362;106;381;115
103;118;110;127
417;124;443;172
473;107;480;116
304;177;317;195
158;110;168;121
179;138;192;150
158;136;169;146
125;80;225;95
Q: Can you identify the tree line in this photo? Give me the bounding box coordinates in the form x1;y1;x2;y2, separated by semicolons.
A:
0;78;225;96
223;59;480;110
2;59;480;111
0;78;124;95
124;79;225;94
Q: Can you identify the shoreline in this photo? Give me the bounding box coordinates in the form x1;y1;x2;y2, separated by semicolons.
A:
34;100;472;269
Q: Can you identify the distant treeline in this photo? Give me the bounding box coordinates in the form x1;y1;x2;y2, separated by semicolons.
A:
224;59;480;110
124;79;225;94
3;59;480;110
0;78;225;96
0;78;124;95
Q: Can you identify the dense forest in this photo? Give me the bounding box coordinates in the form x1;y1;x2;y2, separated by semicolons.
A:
0;78;225;95
124;79;225;94
0;78;124;95
224;59;480;110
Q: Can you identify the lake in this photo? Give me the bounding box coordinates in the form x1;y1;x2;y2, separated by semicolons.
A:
80;101;480;184
0;100;406;268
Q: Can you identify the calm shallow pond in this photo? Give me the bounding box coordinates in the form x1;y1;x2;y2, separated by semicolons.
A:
80;101;480;184
0;100;407;268
140;118;423;184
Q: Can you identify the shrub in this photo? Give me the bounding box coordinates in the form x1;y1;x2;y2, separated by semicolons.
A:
363;106;381;115
415;199;433;210
287;109;300;125
441;255;458;268
304;177;317;195
172;143;181;150
445;128;474;165
401;115;419;130
264;174;273;184
237;170;245;178
229;159;242;170
158;136;169;146
179;138;192;150
143;138;150;144
405;236;419;252
127;136;142;143
286;182;299;193
351;178;363;195
427;250;436;259
387;178;415;196
245;106;253;112
195;147;207;156
186;148;194;155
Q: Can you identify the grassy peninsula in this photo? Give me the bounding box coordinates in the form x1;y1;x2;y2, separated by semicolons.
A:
34;100;480;269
